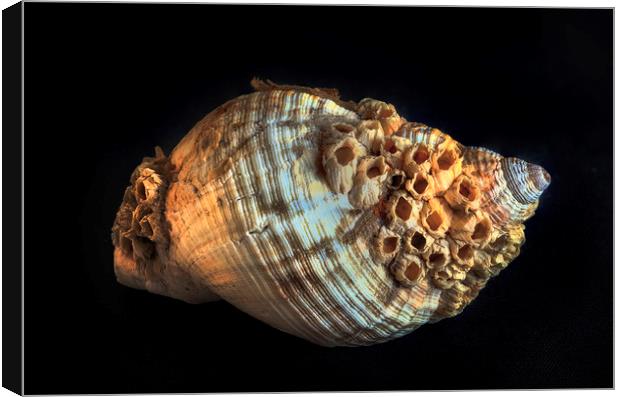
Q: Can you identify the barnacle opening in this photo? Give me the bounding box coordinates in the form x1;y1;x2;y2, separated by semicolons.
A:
413;146;430;164
405;261;423;281
396;197;412;221
428;252;447;268
334;123;355;134
490;234;509;251
457;244;474;261
411;232;427;251
335;146;355;166
437;149;457;170
413;173;429;194
458;179;477;201
384;139;398;154
379;107;395;118
435;269;451;281
426;211;443;231
389;174;404;189
367;166;382;178
383;237;399;254
472;218;492;242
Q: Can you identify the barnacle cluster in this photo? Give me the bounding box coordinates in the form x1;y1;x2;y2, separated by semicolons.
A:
320;99;527;319
111;148;170;265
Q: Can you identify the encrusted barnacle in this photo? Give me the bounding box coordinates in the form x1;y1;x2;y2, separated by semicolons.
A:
444;173;481;213
423;238;451;270
386;168;406;191
430;266;456;290
391;254;426;287
448;237;475;270
372;226;401;264
321;136;367;194
403;225;435;255
431;139;463;194
111;79;550;347
349;156;389;209
404;170;435;201
357;98;405;135
449;210;494;248
381;135;411;169
355;120;385;153
420;197;454;238
386;190;422;234
402;143;432;177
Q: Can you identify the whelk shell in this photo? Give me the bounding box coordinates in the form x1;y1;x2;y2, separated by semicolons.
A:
111;79;550;347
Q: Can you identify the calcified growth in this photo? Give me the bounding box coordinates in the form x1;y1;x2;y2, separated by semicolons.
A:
111;80;550;346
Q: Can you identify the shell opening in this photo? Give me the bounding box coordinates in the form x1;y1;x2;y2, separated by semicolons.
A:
437;149;457;170
334;123;355;134
459;179;476;201
405;261;422;281
457;244;474;261
335;146;355;166
472;219;492;242
396;197;412;221
429;252;447;268
426;211;443;231
411;232;427;250
413;174;429;194
383;237;399;254
413;146;430;164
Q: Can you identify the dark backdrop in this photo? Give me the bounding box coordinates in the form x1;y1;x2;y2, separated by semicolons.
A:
23;4;612;393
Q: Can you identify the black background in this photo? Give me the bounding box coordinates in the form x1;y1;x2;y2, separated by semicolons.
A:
23;4;612;393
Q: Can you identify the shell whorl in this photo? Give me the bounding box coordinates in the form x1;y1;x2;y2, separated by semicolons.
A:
111;82;550;347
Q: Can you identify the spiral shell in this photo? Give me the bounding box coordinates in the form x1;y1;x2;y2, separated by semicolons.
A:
111;79;550;347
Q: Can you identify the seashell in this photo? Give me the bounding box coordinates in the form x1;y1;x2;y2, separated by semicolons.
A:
111;79;550;347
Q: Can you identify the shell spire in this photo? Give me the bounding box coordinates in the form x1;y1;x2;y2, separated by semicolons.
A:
502;157;551;205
